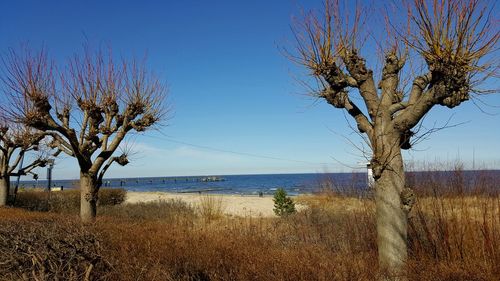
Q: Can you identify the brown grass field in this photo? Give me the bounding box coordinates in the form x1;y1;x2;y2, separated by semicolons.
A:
1;171;499;281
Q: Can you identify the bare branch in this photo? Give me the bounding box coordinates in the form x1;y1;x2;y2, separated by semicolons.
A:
378;51;406;106
288;0;381;120
0;118;49;178
404;0;499;106
340;49;380;117
2;47;169;179
12;157;48;177
321;88;374;138
410;113;469;148
7;150;24;174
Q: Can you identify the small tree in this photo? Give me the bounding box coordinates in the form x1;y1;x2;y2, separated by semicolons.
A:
273;188;296;216
2;47;168;221
0;119;47;206
288;0;498;277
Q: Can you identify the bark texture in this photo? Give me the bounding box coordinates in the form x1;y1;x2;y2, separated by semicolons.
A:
0;177;9;206
80;173;98;222
373;136;407;275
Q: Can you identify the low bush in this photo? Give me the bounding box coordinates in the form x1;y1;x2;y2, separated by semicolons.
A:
98;188;127;205
13;190;53;212
0;211;109;281
14;188;127;213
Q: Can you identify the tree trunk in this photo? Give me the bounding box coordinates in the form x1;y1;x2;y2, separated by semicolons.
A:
80;172;98;222
374;134;407;279
0;176;10;206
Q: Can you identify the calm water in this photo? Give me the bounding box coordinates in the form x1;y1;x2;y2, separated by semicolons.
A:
17;170;500;195
18;173;369;195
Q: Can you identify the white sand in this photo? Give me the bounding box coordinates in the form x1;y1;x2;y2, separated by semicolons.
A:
125;192;279;217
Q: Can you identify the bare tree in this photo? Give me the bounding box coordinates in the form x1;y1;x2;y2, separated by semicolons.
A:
0;118;47;206
288;0;498;277
2;47;168;221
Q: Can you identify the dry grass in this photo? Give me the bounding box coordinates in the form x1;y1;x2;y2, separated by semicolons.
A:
198;195;226;222
99;199;196;224
0;209;108;281
95;204;378;281
297;193;375;213
1;169;499;280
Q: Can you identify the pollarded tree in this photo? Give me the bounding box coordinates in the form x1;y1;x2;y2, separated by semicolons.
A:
0;119;48;206
2;48;168;221
289;0;498;277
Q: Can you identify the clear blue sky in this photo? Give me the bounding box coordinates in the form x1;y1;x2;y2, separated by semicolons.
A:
1;0;499;179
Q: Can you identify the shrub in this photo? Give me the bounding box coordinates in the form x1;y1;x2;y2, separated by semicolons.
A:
273;188;296;216
14;188;127;213
13;189;53;212
0;215;109;280
98;188;127;205
49;189;81;213
198;195;226;222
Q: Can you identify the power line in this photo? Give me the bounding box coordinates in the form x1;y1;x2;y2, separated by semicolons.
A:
140;133;334;166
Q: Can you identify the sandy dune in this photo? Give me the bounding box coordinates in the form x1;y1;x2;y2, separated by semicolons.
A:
125;192;278;217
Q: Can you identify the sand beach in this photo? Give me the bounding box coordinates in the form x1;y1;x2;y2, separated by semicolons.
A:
125;191;279;217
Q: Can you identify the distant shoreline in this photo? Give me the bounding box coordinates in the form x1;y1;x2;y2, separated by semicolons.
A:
15;170;500;196
19;169;500;183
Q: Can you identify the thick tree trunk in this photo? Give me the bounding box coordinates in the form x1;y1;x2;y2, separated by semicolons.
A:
374;134;407;279
0;177;10;206
80;172;98;222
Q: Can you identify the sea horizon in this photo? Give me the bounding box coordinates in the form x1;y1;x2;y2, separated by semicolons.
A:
16;169;500;196
16;168;500;182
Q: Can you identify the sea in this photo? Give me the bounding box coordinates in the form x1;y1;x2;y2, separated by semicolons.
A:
18;173;369;195
17;170;500;195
